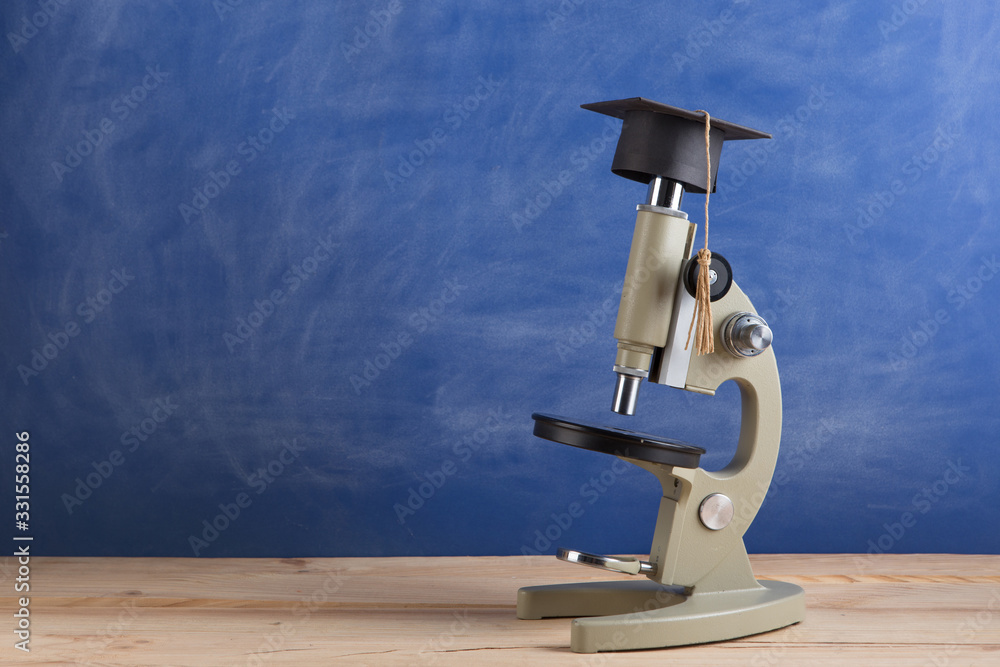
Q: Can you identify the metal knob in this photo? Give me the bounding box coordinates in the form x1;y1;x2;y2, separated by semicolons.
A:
722;312;772;358
698;493;734;530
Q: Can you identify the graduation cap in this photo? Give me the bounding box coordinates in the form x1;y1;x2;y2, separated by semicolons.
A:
581;97;770;194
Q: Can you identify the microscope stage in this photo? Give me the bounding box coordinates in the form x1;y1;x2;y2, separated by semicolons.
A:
531;413;704;468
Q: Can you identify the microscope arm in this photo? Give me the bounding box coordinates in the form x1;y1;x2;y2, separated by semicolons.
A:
635;281;783;590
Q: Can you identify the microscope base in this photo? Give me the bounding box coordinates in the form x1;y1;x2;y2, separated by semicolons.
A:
517;578;804;653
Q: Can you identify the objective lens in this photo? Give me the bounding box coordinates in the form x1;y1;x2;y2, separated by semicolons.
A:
612;372;642;415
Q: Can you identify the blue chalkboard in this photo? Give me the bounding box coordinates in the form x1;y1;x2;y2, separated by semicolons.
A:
1;0;998;558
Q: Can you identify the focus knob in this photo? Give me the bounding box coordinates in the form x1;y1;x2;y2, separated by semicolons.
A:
683;253;732;302
722;312;772;358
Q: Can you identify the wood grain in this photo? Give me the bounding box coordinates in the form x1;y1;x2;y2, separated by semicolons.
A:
1;554;998;665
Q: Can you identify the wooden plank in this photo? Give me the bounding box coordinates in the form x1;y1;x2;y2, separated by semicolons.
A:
1;555;998;665
3;608;1000;666
12;554;1000;602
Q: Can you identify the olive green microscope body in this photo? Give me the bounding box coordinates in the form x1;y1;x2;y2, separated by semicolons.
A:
517;98;805;653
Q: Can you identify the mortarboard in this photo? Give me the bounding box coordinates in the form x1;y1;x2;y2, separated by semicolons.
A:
581;97;771;193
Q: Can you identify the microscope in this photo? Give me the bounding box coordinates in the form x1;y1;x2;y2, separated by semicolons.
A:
517;98;805;652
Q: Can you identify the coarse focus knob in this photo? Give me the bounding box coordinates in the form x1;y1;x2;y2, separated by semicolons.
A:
722;312;772;358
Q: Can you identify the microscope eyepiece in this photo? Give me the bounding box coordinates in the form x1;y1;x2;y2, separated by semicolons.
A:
646;176;684;210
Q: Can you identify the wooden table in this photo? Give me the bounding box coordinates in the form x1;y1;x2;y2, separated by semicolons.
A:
2;554;998;665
